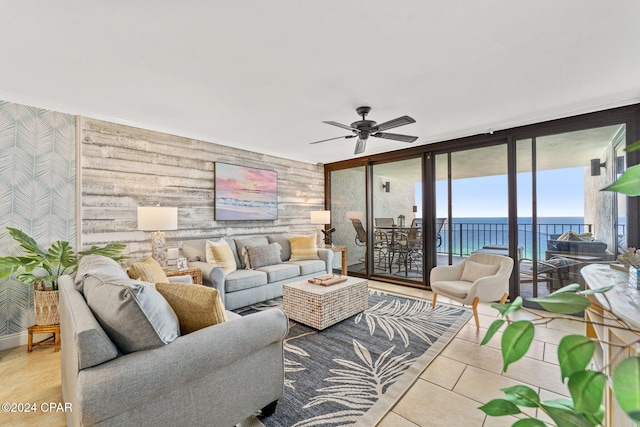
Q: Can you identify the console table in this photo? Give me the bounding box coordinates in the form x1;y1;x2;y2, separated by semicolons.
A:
582;264;639;427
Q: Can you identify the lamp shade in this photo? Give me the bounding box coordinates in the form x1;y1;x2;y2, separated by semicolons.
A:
137;207;178;231
310;210;331;225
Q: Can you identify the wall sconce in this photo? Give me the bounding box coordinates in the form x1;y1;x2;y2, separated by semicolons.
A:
138;206;178;266
382;181;390;192
590;159;605;176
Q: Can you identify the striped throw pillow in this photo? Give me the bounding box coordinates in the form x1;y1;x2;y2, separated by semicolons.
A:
289;235;319;261
206;239;237;274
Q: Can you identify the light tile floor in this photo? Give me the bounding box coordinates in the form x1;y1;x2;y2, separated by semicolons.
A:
0;280;580;427
370;280;582;427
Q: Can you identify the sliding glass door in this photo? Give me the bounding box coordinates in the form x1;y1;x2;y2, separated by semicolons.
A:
435;144;509;268
371;158;423;283
329;166;367;276
515;125;625;300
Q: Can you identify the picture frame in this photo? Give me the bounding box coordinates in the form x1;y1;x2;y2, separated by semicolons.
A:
176;257;188;271
214;162;278;220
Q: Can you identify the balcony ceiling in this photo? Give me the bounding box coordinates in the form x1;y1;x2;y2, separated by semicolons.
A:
1;2;639;165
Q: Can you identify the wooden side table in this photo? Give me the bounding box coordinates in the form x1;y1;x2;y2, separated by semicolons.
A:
28;324;60;352
165;267;203;285
328;245;348;275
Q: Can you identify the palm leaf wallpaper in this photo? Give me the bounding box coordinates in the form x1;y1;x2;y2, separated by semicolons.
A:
0;100;76;337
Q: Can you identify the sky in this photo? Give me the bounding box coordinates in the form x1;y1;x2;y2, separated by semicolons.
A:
422;167;586;218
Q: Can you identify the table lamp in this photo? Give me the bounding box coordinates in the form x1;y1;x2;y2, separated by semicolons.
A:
310;210;331;247
137;206;178;266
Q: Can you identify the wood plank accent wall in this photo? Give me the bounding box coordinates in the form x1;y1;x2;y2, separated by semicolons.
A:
80;117;324;262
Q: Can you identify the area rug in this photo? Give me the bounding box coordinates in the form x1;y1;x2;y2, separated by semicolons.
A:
235;290;472;427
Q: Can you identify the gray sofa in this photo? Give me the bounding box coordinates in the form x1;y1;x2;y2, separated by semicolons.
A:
59;257;289;426
182;234;334;310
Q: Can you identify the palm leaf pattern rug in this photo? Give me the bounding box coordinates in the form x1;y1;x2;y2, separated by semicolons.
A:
235;290;472;427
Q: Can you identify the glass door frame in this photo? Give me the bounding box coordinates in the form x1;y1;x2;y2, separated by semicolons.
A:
324;103;640;296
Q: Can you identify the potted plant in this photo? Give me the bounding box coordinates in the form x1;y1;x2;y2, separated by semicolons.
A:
480;140;640;426
0;227;126;325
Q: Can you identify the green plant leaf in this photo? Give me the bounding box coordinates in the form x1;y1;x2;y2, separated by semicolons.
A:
501;320;534;372
78;243;127;262
558;335;595;381
501;384;540;408
548;283;581;296
612;356;640;423
602;164;640;196
512;418;546;427
478;398;521;416
527;293;591;315
481;319;505;346
491;296;523;317
579;285;614;295
625;139;640;152
540;402;597;427
568;370;606;414
7;227;42;254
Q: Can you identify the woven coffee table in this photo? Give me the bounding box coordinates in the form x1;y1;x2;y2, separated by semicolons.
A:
282;276;368;330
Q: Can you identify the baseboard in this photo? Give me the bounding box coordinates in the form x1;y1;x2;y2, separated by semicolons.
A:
0;331;29;351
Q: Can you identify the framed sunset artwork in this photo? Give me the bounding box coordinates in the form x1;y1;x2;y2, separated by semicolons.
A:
214;163;278;220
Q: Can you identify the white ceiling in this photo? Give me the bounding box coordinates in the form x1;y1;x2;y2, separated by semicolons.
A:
1;1;639;165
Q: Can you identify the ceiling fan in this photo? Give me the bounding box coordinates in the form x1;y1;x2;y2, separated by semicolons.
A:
310;106;418;155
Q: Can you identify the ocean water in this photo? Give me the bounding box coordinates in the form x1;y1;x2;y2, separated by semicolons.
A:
441;217;589;258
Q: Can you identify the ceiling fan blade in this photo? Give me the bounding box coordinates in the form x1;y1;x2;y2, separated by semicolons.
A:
354;138;367;155
374;115;416;132
309;135;355;145
323;121;358;132
372;132;418;143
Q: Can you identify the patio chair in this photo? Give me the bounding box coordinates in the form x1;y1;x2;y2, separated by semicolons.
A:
431;253;514;328
349;218;387;268
518;256;582;295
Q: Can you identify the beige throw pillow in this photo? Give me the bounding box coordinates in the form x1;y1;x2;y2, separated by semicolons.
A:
289;235;319;261
461;260;500;283
156;283;227;335
205;239;237;274
128;257;169;283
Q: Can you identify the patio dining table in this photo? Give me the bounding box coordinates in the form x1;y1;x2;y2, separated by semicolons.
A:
375;225;415;274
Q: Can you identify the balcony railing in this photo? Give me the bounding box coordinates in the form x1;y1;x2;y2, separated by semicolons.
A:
438;221;604;259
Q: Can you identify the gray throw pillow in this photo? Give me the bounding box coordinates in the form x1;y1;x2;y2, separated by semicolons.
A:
245;243;283;269
234;237;269;269
77;256;180;354
267;234;292;261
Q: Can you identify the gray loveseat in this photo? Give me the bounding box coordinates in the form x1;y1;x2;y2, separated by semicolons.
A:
182;234;334;310
59;255;288;426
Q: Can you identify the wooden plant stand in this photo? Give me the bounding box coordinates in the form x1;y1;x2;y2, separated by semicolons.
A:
28;324;60;352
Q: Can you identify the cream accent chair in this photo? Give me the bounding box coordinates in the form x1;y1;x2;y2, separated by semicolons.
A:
430;253;514;329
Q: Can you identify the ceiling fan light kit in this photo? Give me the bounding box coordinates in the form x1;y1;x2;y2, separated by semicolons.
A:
310;106;418;155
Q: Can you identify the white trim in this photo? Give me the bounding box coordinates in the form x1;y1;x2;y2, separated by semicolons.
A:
0;331;28;351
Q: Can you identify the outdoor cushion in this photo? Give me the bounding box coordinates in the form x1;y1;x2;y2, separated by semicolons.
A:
156;283;227;334
224;269;268;292
256;263;300;283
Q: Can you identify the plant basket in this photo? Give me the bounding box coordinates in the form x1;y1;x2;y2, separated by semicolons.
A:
34;290;59;326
